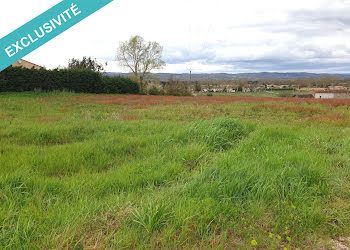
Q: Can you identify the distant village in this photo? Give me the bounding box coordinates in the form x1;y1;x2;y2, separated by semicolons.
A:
10;59;350;100
194;83;350;99
178;77;350;99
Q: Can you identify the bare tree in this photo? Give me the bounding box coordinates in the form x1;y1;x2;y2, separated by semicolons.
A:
116;35;166;92
68;57;106;72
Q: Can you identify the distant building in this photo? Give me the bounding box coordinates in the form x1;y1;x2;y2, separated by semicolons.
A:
279;85;291;89
294;93;314;99
253;86;265;92
12;59;43;70
329;85;348;91
265;84;275;90
313;90;350;99
211;88;219;92
300;88;327;92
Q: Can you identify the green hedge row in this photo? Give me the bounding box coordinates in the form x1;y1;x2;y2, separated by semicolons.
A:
0;67;139;94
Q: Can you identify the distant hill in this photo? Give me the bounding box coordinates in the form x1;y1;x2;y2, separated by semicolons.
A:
106;72;350;81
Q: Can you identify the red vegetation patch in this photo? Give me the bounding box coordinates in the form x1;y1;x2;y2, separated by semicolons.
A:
255;104;322;114
285;106;321;113
59;104;79;112
76;95;350;108
121;115;139;120
60;107;70;112
37;116;63;122
0;115;6;119
308;113;348;124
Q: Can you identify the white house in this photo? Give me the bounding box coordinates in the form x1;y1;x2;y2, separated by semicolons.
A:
314;92;335;99
313;90;350;99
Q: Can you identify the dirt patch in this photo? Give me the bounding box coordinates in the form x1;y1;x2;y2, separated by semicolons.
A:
83;206;133;249
330;237;350;250
0;115;6;119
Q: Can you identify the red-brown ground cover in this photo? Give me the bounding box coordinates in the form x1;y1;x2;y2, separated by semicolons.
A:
76;95;350;107
254;104;322;114
308;113;348;124
121;115;139;120
37;116;63;122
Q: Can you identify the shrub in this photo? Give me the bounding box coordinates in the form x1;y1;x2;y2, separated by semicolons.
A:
278;91;294;98
148;86;164;95
164;81;192;96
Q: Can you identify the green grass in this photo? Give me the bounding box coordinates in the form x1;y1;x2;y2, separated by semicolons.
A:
0;92;350;249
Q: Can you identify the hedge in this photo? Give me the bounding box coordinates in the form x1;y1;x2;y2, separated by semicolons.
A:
0;67;139;94
101;76;139;94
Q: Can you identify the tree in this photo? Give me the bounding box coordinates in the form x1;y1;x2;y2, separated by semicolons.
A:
68;56;106;72
116;35;166;93
194;81;202;92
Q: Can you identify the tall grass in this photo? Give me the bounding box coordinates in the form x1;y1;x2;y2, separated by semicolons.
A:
0;92;350;248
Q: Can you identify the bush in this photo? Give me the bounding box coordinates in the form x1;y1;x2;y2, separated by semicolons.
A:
0;67;139;94
278;92;294;98
148;86;164;95
164;81;192;96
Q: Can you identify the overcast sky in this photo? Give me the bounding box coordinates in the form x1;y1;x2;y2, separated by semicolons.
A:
1;0;350;73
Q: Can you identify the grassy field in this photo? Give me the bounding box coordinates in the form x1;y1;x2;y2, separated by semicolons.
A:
196;90;297;98
1;92;350;249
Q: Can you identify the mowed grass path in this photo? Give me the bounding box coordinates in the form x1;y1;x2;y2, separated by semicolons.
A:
0;92;350;249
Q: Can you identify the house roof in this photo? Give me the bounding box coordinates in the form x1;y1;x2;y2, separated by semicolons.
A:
313;90;350;94
14;59;43;69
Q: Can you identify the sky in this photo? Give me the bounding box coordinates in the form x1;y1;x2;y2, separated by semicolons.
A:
1;0;350;73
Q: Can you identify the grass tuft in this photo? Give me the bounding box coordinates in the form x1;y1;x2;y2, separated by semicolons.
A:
132;203;171;233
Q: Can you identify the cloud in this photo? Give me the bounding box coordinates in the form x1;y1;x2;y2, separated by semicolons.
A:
162;1;350;73
2;0;350;73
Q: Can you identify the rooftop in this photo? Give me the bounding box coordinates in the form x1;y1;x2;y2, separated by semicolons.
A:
313;90;350;94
